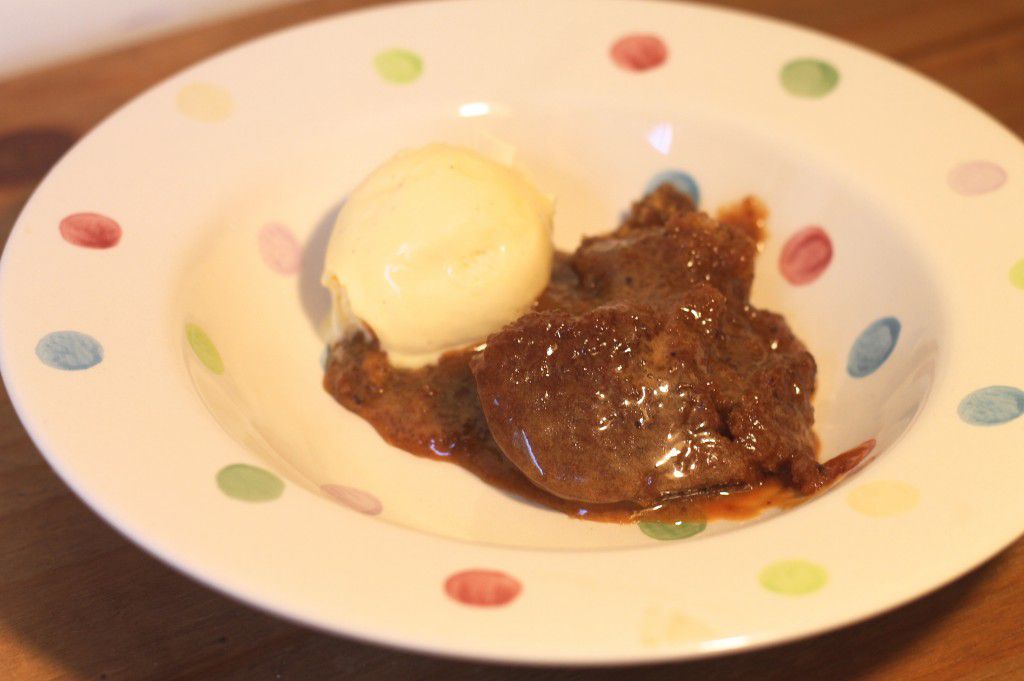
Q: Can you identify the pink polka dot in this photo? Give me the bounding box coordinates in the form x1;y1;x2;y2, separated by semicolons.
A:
59;213;122;249
258;222;301;275
445;569;521;607
321;484;382;515
779;226;832;285
948;161;1007;195
610;34;667;72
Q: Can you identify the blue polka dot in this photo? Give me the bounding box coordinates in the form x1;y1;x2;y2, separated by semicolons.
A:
645;170;700;206
35;331;104;371
958;386;1024;426
847;317;900;378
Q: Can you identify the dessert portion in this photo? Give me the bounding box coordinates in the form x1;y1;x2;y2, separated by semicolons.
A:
322;144;554;368
324;149;862;523
472;188;827;506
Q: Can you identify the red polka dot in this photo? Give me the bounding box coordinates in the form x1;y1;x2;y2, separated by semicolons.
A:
59;213;122;249
610;34;667;72
321;484;382;515
779;226;832;285
258;222;301;275
948;161;1007;195
444;569;521;607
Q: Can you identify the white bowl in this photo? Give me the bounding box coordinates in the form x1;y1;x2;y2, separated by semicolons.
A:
2;0;1022;665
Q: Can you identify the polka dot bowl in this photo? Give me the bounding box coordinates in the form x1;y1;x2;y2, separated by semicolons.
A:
1;0;1022;665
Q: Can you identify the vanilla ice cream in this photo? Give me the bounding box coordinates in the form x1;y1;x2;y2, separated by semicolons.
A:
322;144;554;368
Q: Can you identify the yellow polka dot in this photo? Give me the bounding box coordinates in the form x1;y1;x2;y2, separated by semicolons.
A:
847;480;919;517
1009;259;1024;290
640;607;716;646
176;82;233;122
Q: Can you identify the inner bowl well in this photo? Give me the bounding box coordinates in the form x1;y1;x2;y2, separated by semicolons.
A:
178;101;943;549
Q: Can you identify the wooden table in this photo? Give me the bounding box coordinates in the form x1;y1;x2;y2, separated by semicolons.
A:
1;1;1022;678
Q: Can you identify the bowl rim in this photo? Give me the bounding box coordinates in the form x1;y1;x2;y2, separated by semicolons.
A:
2;0;1023;665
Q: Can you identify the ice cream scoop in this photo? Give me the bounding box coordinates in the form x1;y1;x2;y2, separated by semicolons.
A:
322;143;554;368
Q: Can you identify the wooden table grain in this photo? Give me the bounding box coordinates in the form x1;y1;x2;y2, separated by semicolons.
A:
1;1;1022;678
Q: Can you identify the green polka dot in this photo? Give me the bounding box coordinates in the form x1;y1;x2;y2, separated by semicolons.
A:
759;560;827;595
780;59;839;98
374;48;422;84
1009;259;1024;290
638;519;706;540
216;464;284;502
186;323;224;375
